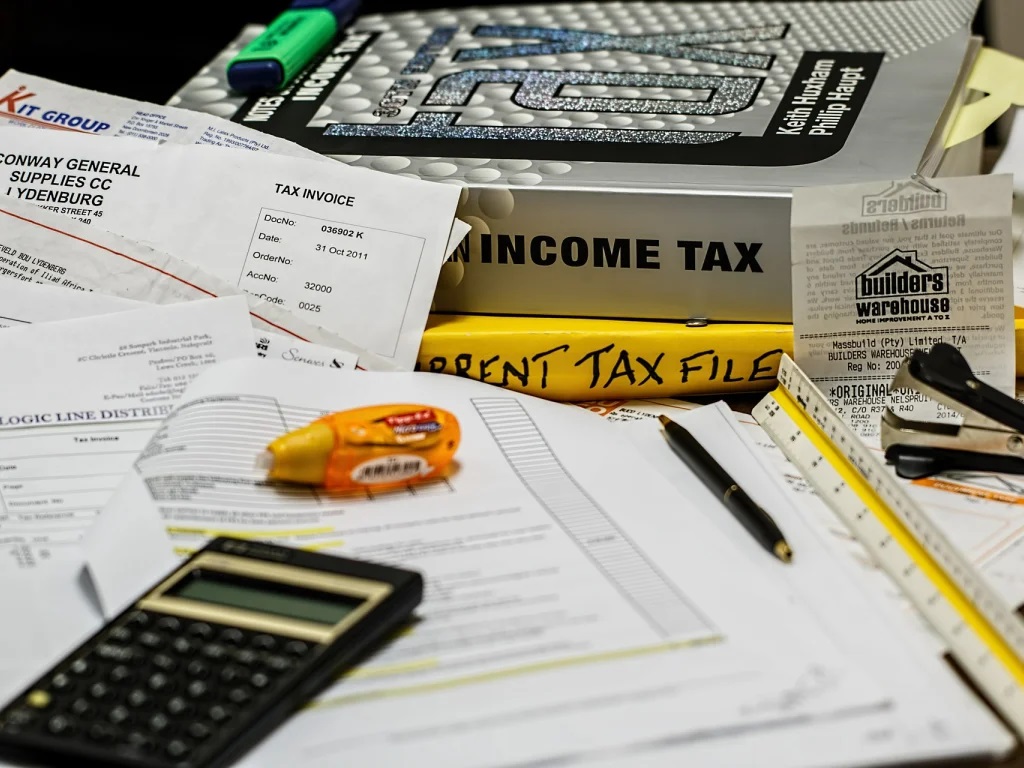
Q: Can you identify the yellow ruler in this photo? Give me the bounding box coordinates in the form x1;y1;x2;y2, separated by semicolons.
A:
752;354;1024;735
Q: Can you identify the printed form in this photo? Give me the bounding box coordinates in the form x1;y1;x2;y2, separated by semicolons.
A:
0;127;464;369
0;296;256;568
89;361;895;768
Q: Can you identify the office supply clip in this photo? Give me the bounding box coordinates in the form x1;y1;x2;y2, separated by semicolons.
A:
880;342;1024;479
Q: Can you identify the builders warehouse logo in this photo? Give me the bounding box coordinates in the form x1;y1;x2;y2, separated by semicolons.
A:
855;249;950;324
861;181;947;217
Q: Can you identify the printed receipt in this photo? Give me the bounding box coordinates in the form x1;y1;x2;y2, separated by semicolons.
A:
791;174;1014;440
0;126;462;369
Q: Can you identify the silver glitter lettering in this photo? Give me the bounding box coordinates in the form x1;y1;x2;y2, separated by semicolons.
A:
454;25;788;69
402;26;459;74
427;69;762;115
323;111;734;144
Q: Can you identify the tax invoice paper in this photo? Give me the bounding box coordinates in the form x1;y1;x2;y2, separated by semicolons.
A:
85;362;923;767
0;126;464;369
0;199;364;370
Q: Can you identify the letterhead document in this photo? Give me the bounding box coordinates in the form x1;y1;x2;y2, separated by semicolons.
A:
0;69;324;159
0;127;463;368
88;360;901;768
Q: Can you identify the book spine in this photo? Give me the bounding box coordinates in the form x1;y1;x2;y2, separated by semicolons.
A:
416;315;793;401
418;316;1024;401
436;186;794;324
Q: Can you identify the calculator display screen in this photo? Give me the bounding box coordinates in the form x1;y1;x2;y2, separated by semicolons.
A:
169;570;361;626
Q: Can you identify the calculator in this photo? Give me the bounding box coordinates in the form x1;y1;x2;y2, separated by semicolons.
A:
0;537;423;768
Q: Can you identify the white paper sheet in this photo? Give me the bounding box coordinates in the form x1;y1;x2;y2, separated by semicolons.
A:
616;403;1013;766
84;360;899;768
0;126;460;368
0;553;103;708
0;297;255;565
0;197;370;369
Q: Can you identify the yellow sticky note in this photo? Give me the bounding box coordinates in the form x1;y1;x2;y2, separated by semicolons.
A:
946;47;1024;148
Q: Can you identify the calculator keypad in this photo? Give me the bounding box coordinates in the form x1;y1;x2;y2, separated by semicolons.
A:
0;610;317;767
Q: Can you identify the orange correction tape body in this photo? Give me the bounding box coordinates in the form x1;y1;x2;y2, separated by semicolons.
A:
263;404;461;491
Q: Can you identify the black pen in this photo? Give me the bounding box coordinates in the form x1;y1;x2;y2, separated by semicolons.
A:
658;415;793;564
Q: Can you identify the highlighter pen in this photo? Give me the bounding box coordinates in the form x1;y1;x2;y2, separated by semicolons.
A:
227;0;363;94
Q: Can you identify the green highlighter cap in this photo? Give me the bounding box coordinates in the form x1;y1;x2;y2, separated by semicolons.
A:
227;8;338;93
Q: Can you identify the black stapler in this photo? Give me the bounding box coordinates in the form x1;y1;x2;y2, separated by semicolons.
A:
880;343;1024;480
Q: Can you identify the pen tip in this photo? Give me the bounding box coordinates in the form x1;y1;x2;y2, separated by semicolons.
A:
774;541;793;564
658;415;671;427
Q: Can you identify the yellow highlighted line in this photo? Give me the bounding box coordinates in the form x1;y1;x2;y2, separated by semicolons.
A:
300;539;346;552
166;526;334;539
308;634;722;710
342;658;439;680
775;388;1024;688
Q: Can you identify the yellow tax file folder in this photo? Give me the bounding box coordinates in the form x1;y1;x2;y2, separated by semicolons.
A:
417;314;1024;401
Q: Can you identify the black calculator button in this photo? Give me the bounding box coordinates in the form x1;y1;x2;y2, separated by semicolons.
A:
45;714;76;736
147;673;174;693
4;708;38;728
138;631;164;650
186;680;210;699
171;637;197;656
165;738;192;759
207;704;233;724
155;617;181;632
187;721;212;741
126;611;150;627
107;626;134;644
218;665;248;685
188;622;214;640
166;696;194;717
107;705;132;726
124;730;156;753
201;643;228;661
249;672;271;690
147;712;171;734
251;634;277;651
87;721;120;744
69;658;91;676
227;687;252;706
108;665;135;684
219;628;245;645
126;689;150;709
234;649;259;666
284;640;309;656
88;682;113;700
97;643;139;663
69;697;94;718
152;653;178;673
50;673;73;692
263;655;293;673
186;659;210;678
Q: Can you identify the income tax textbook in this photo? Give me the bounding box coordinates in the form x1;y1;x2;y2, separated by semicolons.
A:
172;0;981;323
